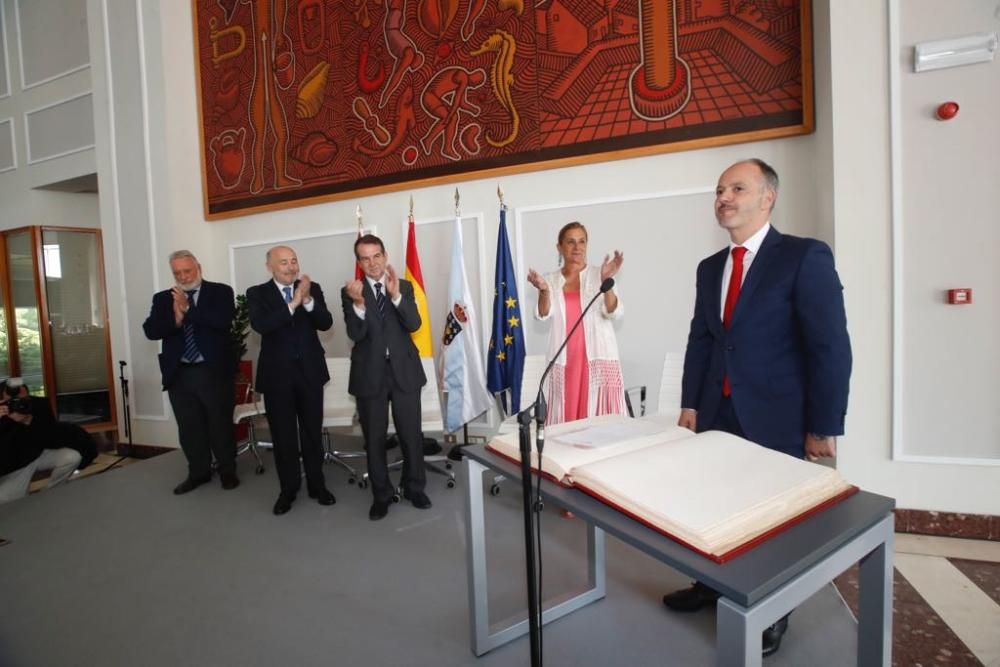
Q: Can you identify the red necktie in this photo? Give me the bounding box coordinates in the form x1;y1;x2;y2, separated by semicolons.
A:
722;246;747;397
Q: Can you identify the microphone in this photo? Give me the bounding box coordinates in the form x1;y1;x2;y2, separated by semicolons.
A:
533;277;615;452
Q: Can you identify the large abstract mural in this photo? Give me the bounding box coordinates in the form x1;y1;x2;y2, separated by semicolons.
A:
194;0;812;219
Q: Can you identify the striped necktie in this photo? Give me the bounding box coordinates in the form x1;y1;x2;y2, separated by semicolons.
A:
282;286;292;304
374;282;385;318
182;289;202;362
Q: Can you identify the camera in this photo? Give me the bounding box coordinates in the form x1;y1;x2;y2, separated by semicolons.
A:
6;396;32;415
1;377;32;415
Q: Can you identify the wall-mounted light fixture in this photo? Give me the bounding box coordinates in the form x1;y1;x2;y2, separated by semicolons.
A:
914;32;997;72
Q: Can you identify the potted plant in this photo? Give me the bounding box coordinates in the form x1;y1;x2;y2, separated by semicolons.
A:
230;294;251;379
230;293;253;425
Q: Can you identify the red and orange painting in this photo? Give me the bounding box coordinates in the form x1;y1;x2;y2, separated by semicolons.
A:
194;0;812;219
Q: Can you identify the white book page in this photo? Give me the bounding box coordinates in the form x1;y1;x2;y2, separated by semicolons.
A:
487;414;693;483
549;419;666;448
569;430;850;554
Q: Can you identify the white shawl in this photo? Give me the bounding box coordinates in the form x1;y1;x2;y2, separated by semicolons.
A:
534;265;626;424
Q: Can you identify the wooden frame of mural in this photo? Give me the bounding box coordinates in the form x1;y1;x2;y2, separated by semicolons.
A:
193;0;813;220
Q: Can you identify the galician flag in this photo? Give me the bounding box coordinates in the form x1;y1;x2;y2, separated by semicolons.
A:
442;216;492;432
405;215;433;357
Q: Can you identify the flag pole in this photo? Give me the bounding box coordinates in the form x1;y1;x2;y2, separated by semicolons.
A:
452;188;467;461
354;205;364;280
447;187;468;462
456;188;468;457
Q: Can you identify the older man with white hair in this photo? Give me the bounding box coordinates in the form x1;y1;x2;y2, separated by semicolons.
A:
143;250;239;495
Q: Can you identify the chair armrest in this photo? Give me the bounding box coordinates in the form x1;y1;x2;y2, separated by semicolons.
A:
623;385;646;418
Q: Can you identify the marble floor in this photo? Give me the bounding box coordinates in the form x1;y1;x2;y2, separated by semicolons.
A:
835;533;1000;667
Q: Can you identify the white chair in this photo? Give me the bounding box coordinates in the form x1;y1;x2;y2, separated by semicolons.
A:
495;355;548;434
320;358;365;484
624;351;684;422
385;356;455;488
489;354;547;496
233;382;266;475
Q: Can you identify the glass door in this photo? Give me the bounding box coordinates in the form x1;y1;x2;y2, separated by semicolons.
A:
4;230;46;396
0;305;8;378
0;227;116;429
40;228;114;425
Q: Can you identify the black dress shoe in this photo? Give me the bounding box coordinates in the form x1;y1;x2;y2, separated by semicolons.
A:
369;501;390;521
662;581;721;612
761;615;789;657
173;474;211;495
309;488;336;506
220;471;240;490
403;490;432;509
273;494;295;515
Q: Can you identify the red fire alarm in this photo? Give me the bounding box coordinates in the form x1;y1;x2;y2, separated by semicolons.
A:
947;288;972;304
936;101;960;120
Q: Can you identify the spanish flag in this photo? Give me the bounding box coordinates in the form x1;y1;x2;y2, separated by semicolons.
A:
405;216;433;357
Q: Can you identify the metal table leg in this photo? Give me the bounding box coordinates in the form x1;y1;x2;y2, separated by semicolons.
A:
464;457;607;656
716;514;894;666
858;526;894;666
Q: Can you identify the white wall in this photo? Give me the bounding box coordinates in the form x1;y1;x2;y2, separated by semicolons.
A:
896;1;999;461
83;0;997;515
0;0;99;230
108;0;827;450
830;0;999;514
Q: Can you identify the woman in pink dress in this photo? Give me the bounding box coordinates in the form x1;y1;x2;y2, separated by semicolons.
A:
527;222;625;424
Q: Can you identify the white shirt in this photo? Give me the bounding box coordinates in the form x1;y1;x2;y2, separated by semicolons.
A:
719;222;770;321
352;274;403;319
273;278;315;315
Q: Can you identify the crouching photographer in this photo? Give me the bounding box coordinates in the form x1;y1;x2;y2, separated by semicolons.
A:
0;378;89;504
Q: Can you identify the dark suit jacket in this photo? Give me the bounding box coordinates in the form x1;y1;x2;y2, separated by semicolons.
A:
681;227;852;456
143;280;236;389
341;278;426;398
246;279;333;393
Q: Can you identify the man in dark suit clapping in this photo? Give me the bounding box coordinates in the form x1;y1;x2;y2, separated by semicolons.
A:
247;245;336;516
143;250;238;494
342;234;430;521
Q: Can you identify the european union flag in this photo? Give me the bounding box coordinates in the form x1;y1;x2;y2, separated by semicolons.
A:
487;207;526;415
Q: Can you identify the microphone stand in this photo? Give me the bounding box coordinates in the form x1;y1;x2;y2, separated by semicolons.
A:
515;277;615;667
116;361;133;460
516;405;542;667
101;361;133;474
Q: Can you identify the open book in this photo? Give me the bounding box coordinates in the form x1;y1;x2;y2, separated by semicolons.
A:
486;414;856;562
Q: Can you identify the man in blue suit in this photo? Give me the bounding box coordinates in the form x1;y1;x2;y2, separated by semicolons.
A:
143;250;239;494
662;159;852;657
247;245;336;515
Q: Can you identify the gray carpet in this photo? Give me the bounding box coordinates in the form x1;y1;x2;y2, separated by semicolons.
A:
0;446;860;666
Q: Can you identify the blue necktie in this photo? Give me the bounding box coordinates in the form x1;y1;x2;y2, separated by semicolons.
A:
182;289;202;362
282;286;293;304
374;282;385;318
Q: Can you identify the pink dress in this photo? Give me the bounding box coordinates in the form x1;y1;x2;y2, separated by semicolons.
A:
562;291;589;422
